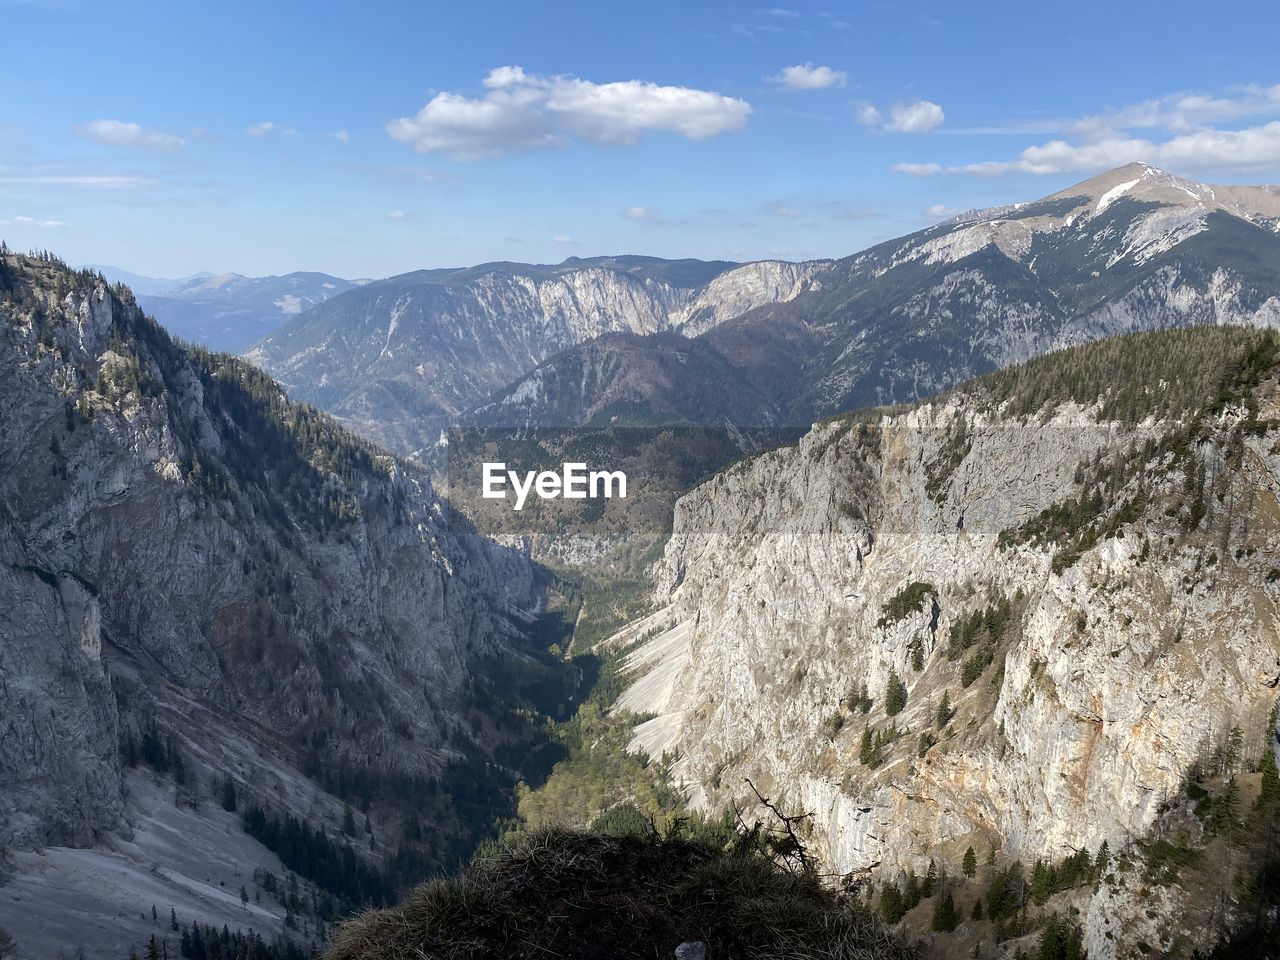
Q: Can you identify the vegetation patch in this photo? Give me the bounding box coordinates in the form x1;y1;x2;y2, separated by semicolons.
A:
877;582;936;629
326;829;914;960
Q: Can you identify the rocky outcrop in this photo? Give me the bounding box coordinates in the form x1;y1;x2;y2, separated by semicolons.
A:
0;254;541;856
613;328;1280;957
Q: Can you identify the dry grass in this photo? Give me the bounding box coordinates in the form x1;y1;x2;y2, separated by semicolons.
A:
326;830;914;960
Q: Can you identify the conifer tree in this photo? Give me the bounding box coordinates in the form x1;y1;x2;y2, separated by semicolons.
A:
962;845;978;878
936;690;952;729
931;889;960;932
884;670;908;717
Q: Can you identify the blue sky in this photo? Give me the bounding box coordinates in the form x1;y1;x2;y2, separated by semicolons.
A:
3;0;1279;279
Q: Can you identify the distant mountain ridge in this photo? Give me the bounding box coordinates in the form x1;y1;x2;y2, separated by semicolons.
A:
135;270;357;351
477;163;1280;431
238;164;1280;453
244;255;827;453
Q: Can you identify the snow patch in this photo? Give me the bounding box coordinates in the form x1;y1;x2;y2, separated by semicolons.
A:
1095;178;1140;214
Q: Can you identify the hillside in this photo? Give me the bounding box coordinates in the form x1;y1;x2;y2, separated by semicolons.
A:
243;257;825;454
137;271;356;351
0;250;554;957
608;324;1280;958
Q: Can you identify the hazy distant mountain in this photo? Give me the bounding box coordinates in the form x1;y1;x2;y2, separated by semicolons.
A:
135;270;357;351
244;256;826;453
86;264;212;297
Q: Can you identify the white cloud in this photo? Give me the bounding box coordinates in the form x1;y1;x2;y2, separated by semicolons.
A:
76;119;185;152
769;63;848;91
386;210;408;220
0;215;65;227
891;162;942;176
623;205;662;221
552;234;575;243
855;104;882;126
332;129;351;144
912;83;1280;177
770;204;802;217
387;66;751;160
247;121;275;137
948;121;1280;176
759;7;800;16
885;100;945;133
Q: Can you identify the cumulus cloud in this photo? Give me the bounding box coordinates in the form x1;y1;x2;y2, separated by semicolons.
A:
387;66;752;160
332;129;351;144
857;100;944;133
891;162;942;176
552;234;575;243
247;121;275;137
385;210;408;220
885;100;945;133
896;83;1280;177
948;122;1280;175
76;119;185;152
769;63;847;91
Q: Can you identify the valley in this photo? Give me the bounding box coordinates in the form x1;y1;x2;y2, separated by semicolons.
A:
3;162;1280;960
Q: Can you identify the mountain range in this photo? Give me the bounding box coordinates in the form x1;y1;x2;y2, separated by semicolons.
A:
243;163;1280;454
92;266;360;352
4;162;1280;960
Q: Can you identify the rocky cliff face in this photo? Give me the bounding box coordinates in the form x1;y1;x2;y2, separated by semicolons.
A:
613;327;1280;957
0;252;539;867
243;257;824;453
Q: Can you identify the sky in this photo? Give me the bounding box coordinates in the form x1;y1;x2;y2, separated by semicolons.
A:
2;0;1280;279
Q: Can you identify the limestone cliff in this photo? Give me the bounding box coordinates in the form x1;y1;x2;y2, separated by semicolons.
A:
0;252;542;951
613;326;1280;957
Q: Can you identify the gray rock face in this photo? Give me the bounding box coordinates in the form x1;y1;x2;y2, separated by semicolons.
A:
0;254;540;856
243;258;825;452
613;340;1280;959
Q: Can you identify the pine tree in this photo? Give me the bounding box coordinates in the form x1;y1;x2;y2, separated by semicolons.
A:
342;804;357;837
1222;724;1244;774
859;727;875;766
884;670;908;717
1031;859;1052;905
971;898;984;921
1093;840;1110;877
962;845;978;878
880;881;906;924
910;635;925;672
922;859;937;898
931;889;960;932
169;907;178;932
936;690;952;729
1258;748;1280;808
145;936;161;960
222;775;237;812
